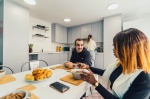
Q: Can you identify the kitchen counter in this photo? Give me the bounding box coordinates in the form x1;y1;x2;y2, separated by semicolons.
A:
29;51;70;55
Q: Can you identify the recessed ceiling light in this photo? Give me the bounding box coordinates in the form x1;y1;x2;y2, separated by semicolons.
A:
107;3;119;10
64;18;71;22
24;0;36;5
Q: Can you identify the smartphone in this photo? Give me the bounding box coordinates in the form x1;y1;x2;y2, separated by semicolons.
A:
50;82;70;93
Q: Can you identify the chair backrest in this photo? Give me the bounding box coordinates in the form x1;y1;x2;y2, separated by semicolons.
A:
0;65;14;74
21;60;48;72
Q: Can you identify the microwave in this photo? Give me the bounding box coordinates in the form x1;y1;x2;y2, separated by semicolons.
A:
63;47;70;51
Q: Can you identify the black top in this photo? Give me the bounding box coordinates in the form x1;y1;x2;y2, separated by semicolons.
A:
70;48;92;67
90;66;150;99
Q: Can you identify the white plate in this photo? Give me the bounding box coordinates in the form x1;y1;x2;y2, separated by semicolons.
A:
0;90;31;99
25;76;51;82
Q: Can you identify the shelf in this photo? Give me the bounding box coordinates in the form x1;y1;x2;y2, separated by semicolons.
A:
32;34;49;38
32;26;49;31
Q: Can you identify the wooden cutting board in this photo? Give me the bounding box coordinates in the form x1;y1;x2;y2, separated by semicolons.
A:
60;74;83;86
17;84;39;99
50;65;64;70
30;92;39;99
0;75;16;85
17;84;36;91
50;65;72;71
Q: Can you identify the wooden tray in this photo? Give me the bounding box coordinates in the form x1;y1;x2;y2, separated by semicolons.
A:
60;74;83;86
17;84;36;91
50;65;72;71
17;84;39;99
0;75;16;85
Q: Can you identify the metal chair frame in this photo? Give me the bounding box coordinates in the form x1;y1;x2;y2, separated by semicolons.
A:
0;65;14;74
21;60;48;72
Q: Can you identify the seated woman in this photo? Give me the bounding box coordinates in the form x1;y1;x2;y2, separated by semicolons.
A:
80;28;150;99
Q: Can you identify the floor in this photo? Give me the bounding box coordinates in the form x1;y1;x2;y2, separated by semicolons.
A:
82;75;111;99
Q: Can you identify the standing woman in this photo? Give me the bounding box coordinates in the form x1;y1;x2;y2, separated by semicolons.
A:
85;35;97;67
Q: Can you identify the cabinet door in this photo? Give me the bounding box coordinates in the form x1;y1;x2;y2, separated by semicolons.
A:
59;52;68;64
50;53;60;65
52;23;67;44
68;28;73;44
38;54;51;67
81;24;91;39
95;53;103;69
72;26;81;42
63;27;67;43
68;52;72;61
55;24;61;43
91;21;103;42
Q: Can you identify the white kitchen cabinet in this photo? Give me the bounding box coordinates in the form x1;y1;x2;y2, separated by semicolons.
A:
68;51;72;61
50;53;60;65
38;54;51;67
63;27;67;43
68;28;73;44
95;53;104;69
91;21;103;42
81;24;91;39
51;23;67;44
67;26;81;44
59;52;69;64
103;14;122;69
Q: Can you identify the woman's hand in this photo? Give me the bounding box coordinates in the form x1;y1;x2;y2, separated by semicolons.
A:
80;70;97;86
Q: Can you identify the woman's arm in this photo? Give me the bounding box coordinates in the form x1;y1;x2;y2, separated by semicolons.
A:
96;72;150;99
122;72;150;99
89;67;105;76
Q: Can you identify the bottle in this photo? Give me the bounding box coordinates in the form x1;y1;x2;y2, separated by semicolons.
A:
56;46;59;52
59;46;62;52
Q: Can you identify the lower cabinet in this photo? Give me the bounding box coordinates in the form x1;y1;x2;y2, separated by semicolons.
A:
37;52;69;66
38;54;51;67
95;53;104;69
59;52;69;64
50;53;60;65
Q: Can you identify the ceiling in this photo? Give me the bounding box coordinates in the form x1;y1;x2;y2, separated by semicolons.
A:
13;0;150;27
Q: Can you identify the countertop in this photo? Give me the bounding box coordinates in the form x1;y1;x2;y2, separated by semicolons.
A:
29;51;103;55
29;51;70;55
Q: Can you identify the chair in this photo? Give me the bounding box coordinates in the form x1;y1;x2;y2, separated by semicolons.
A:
21;60;48;72
0;65;14;74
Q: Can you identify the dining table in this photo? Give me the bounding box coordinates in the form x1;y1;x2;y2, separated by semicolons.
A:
0;64;91;99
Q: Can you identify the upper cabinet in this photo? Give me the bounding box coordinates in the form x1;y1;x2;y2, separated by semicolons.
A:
81;24;91;39
91;21;103;42
51;23;67;44
67;21;103;43
68;26;81;44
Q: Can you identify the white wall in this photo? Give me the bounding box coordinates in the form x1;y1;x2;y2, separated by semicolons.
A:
123;17;150;40
3;0;29;73
29;17;68;52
